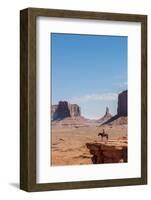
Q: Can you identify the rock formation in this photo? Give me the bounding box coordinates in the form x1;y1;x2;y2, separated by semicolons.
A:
102;90;128;125
52;101;81;120
117;90;127;116
51;105;58;120
52;90;127;124
105;107;109;115
68;104;81;117
86;138;127;164
97;107;112;124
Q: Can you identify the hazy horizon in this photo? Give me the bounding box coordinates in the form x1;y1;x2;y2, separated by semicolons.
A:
52;100;114;120
51;33;127;119
51;89;127;120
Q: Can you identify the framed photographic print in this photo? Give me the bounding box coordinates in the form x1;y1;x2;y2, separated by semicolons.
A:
20;8;147;192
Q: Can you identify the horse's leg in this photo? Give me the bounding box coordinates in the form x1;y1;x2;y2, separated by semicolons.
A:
103;134;105;141
106;134;108;140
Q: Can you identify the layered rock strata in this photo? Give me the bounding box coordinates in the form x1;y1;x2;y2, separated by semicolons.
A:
86;139;127;164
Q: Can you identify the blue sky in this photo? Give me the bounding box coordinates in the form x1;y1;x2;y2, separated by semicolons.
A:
51;33;127;119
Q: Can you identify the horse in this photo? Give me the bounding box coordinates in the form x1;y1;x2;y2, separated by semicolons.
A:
98;129;108;140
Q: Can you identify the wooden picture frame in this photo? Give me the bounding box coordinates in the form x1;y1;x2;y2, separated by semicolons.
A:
20;7;147;192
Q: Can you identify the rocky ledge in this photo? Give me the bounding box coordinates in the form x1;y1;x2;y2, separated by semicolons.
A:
86;139;127;164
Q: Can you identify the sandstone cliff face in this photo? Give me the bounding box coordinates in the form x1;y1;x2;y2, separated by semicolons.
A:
51;105;58;120
117;90;127;116
52;101;81;120
68;104;81;117
86;138;127;164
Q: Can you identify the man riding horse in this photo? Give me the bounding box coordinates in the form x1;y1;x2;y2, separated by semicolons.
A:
98;129;108;140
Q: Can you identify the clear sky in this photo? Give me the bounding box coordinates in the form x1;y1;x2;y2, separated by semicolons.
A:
51;33;127;119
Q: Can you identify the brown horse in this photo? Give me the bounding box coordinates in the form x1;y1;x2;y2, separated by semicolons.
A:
98;129;108;140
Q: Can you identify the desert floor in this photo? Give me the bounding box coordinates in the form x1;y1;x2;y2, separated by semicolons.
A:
51;124;127;166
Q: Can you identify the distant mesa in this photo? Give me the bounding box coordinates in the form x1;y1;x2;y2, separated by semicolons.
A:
103;90;128;125
51;90;128;126
52;101;81;121
51;101;92;127
117;90;127;116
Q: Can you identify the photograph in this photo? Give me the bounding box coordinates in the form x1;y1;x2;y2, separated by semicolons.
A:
51;33;128;166
20;7;147;191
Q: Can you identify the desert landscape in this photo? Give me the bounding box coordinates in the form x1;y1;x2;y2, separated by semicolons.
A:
51;90;128;166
